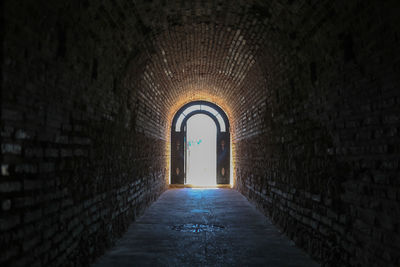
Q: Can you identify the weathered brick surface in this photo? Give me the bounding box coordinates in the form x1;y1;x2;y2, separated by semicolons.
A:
2;1;166;266
233;2;400;266
2;0;400;266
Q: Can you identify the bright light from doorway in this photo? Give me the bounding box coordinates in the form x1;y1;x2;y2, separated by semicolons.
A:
186;114;217;186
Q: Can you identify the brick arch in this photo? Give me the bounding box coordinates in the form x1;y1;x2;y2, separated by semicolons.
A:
121;1;290;140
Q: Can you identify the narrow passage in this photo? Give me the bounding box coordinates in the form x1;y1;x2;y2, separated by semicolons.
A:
93;189;319;266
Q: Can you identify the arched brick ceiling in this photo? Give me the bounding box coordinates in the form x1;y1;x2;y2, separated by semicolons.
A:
121;0;298;139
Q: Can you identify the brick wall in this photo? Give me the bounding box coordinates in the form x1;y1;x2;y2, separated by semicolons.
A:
1;1;166;266
233;1;400;266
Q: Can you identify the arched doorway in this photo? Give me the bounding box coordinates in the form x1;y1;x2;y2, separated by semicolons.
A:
170;101;230;185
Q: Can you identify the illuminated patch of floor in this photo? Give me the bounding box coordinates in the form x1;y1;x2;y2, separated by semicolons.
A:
171;223;225;233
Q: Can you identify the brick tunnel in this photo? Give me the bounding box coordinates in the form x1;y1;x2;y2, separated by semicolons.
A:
2;1;400;266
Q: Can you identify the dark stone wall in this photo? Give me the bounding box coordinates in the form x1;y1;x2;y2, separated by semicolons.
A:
234;1;400;266
1;1;166;266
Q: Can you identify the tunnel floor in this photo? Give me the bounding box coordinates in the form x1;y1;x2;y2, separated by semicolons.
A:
93;188;319;266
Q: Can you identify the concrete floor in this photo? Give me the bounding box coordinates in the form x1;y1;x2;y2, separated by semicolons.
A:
93;188;319;267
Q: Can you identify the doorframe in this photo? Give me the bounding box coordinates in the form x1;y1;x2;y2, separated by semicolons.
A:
170;101;230;185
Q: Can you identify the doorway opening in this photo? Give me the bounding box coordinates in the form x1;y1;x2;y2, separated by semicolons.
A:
170;101;230;186
186;114;217;186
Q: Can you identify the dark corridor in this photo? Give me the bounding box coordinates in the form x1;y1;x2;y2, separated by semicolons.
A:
2;1;400;266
